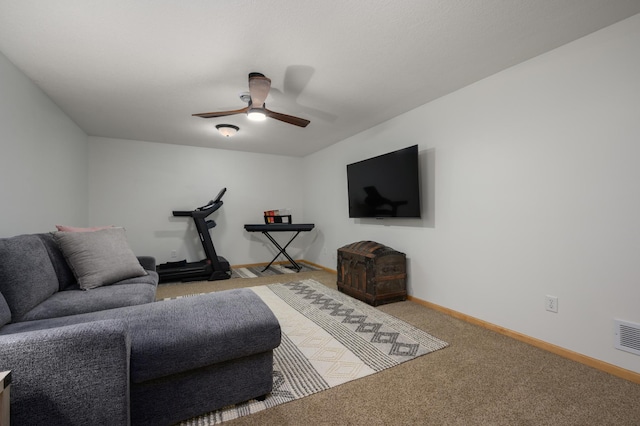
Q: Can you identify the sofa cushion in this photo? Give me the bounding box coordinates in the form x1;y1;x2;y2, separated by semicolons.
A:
0;293;12;327
0;234;60;321
20;282;157;322
126;289;282;383
53;227;146;290
36;233;77;291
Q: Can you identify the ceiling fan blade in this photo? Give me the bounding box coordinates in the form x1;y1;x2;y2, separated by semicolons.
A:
265;108;310;127
248;73;271;108
192;106;249;119
194;73;308;128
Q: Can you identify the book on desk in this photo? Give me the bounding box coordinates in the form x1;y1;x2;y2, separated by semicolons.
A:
264;209;291;224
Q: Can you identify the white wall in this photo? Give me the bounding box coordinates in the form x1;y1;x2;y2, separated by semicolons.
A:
303;14;640;373
0;51;88;237
87;137;310;265
3;11;638;375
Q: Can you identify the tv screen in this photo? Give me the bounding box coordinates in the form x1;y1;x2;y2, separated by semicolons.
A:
347;145;421;218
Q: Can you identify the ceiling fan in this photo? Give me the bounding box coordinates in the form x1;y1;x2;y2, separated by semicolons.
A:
193;72;310;128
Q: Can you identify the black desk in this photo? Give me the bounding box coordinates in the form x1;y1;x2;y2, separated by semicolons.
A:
244;223;315;272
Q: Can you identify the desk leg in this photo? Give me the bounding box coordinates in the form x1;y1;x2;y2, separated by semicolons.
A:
261;231;302;272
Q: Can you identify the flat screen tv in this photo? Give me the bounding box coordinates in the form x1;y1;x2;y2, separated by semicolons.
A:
347;145;421;218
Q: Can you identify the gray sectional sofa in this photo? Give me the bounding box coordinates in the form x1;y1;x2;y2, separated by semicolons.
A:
0;230;282;425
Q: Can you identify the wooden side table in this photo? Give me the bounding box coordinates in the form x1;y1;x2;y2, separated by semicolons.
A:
0;371;10;426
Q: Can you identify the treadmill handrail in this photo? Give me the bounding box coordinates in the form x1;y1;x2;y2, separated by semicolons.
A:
172;200;223;218
198;200;215;210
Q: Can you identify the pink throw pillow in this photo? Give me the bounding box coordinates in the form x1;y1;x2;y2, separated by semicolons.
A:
55;225;114;232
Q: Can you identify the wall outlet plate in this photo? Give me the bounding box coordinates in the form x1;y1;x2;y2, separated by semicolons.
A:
545;295;558;313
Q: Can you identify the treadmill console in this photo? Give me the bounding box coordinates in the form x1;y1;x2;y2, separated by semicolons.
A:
199;187;227;211
213;187;227;203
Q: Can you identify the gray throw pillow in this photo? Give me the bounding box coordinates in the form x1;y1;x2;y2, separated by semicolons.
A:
53;227;147;290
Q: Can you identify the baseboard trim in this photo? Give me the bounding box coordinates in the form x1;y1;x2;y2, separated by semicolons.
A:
297;259;337;273
407;295;640;384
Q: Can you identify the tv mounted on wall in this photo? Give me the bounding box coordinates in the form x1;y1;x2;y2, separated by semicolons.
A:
346;145;421;218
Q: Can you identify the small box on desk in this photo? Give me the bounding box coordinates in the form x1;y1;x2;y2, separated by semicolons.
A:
337;241;407;306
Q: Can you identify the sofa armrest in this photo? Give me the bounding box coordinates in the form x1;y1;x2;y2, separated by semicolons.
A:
137;256;156;271
0;320;131;425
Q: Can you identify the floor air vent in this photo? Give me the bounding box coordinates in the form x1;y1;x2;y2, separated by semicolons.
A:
614;319;640;356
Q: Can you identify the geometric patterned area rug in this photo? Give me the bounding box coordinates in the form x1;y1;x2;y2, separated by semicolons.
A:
230;262;320;279
178;279;448;425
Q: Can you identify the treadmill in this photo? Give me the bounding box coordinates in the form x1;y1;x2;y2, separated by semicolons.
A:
157;188;231;283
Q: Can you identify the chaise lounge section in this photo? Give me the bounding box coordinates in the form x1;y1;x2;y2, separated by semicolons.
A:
0;230;282;425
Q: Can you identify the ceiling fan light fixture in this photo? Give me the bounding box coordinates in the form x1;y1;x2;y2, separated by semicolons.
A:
215;124;239;137
247;109;267;122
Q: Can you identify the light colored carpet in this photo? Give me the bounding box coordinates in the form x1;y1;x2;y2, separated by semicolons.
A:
158;270;640;425
175;279;447;425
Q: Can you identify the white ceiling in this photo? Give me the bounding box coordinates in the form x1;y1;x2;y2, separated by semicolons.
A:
1;1;639;157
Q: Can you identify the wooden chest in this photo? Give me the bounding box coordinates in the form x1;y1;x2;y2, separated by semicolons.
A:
336;241;407;306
